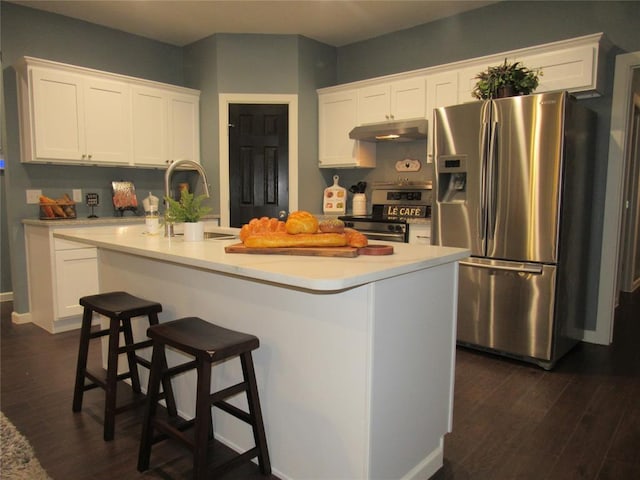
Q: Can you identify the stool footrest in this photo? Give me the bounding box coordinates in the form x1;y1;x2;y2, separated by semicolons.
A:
117;339;153;354
209;381;248;405
214;400;252;424
211;447;261;478
85;367;132;389
152;417;196;449
164;360;198;377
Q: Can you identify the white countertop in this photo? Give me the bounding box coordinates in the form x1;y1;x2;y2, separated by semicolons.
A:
22;214;219;227
54;224;468;292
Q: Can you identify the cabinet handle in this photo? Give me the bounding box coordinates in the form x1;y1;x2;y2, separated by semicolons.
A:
81;154;86;159
88;154;92;160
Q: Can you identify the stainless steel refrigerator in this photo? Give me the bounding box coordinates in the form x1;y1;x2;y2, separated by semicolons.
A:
432;91;596;369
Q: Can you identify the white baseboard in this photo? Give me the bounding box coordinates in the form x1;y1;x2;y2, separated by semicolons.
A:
0;291;14;302
11;311;32;325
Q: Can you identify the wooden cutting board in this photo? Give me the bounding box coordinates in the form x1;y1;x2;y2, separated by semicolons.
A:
225;243;359;257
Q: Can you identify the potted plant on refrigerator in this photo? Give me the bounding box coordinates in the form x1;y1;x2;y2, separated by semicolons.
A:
164;189;211;241
472;58;542;100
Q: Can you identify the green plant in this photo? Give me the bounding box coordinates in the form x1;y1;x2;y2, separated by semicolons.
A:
164;189;211;223
472;59;542;100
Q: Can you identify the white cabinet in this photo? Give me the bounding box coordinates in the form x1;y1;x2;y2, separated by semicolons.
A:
357;78;426;125
23;67;130;164
15;56;200;168
25;224;100;333
457;34;609;102
408;222;431;245
426;72;459;162
132;86;200;167
318;90;375;168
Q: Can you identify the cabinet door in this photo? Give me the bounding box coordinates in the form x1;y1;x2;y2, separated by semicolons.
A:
391;77;426;121
55;247;99;318
30;67;85;160
517;45;596;94
426;72;459;162
83;77;131;164
168;93;200;164
409;223;431;245
358;84;390;124
131;86;168;166
319;90;359;167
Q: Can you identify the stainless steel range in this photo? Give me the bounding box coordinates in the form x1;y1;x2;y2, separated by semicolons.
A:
339;182;432;243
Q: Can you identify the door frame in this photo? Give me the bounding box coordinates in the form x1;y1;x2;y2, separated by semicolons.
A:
218;93;298;227
593;51;640;345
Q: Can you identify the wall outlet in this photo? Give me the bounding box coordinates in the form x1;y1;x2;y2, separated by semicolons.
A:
72;189;82;203
26;189;42;204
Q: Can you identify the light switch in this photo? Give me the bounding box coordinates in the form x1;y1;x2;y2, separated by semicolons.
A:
26;189;42;204
72;189;82;203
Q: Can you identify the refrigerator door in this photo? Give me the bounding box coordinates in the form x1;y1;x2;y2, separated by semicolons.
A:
433;101;489;256
486;92;566;264
456;258;557;363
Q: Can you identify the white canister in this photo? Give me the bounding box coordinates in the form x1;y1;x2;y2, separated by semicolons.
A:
352;193;367;216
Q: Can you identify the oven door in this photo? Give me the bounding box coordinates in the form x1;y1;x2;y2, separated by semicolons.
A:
361;230;408;243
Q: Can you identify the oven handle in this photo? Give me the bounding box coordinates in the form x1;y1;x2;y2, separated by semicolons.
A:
362;231;406;242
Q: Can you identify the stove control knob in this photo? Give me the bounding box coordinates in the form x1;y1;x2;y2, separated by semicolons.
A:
345;221;354;228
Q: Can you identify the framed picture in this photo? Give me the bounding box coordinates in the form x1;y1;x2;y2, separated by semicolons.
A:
112;181;139;215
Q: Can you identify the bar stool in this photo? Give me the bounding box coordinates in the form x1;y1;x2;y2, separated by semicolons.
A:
137;317;271;480
72;291;177;441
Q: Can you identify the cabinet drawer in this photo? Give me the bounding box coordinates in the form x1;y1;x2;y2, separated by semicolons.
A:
54;237;94;251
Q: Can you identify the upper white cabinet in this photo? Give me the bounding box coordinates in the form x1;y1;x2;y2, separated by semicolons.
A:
457;33;609;102
357;78;426;125
15;56;200;168
318;90;375;168
131;86;200;167
25;67;130;164
425;71;459;161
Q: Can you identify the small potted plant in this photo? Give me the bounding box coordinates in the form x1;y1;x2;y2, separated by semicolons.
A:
472;58;542;100
164;189;211;241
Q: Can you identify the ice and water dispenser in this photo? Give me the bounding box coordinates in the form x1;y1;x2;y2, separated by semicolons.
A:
436;156;467;203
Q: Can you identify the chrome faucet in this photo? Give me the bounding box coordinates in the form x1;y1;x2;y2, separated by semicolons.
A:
164;159;211;237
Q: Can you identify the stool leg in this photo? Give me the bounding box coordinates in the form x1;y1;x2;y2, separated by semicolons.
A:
104;316;121;441
241;352;271;474
138;342;164;472
148;312;178;417
122;318;142;393
193;359;212;480
72;307;94;412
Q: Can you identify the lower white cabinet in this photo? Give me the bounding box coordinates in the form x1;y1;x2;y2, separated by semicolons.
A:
408;222;431;245
25;224;100;333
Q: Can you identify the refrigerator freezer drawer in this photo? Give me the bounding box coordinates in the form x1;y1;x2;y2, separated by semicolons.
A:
457;259;556;362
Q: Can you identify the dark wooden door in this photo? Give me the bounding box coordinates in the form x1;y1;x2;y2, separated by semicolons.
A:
229;104;289;227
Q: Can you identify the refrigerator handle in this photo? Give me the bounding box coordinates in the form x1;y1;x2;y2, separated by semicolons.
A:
459;260;544;274
480;118;490;243
487;119;498;241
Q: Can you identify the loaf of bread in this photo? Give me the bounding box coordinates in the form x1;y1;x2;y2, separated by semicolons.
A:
285;211;318;234
344;228;368;248
244;232;347;248
318;218;345;233
240;217;287;242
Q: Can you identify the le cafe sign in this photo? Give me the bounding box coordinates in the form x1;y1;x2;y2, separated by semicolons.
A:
383;205;428;218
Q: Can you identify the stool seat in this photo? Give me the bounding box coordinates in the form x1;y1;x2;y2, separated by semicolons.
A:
138;317;270;480
80;291;162;318
147;317;259;361
72;291;176;441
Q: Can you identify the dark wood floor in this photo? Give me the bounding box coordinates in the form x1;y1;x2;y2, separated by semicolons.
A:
1;291;639;479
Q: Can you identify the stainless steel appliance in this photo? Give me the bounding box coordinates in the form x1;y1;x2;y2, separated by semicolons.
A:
339;182;432;243
432;91;596;369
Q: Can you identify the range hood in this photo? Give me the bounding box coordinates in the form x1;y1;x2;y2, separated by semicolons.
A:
349;119;428;142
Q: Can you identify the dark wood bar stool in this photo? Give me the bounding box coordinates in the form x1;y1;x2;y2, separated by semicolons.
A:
137;317;271;480
72;291;177;441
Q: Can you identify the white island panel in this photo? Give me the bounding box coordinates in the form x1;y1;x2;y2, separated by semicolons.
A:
53;225;468;479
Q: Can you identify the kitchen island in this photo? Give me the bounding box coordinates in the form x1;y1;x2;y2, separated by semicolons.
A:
55;224;468;480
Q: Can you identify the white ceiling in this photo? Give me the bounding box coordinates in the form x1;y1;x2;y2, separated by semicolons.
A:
8;0;498;47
